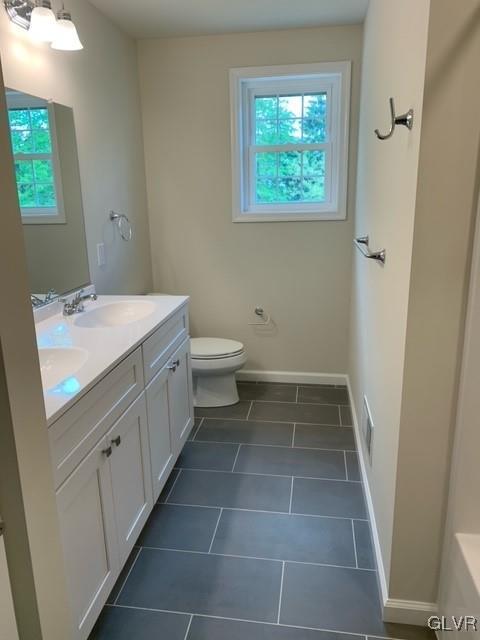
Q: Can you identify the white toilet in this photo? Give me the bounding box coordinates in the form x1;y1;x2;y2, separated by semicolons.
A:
191;337;247;407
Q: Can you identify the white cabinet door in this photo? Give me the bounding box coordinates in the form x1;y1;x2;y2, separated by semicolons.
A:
168;339;194;456
0;528;19;640
146;364;175;503
56;438;119;640
107;393;153;566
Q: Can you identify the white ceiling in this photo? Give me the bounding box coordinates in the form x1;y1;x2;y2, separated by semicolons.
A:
88;0;369;39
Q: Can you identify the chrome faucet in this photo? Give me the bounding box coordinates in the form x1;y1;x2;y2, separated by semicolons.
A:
61;289;98;316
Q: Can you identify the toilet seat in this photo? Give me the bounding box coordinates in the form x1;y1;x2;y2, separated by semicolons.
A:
191;337;244;360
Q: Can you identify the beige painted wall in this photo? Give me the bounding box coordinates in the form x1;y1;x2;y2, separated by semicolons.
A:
348;0;430;597
0;61;71;640
138;26;363;373
438;193;480;618
0;0;153;295
350;0;480;611
391;0;480;604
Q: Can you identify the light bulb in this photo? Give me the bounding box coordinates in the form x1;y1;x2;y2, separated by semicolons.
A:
51;9;83;51
29;2;57;43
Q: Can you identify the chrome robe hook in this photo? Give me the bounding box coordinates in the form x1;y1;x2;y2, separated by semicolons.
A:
375;97;414;140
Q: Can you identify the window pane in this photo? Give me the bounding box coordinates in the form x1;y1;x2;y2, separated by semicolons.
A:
9;109;30;130
15;160;34;184
279;95;302;118
303;119;327;143
33;129;52;153
256;178;277;203
278;118;302;143
18;183;36;208
36;184;56;207
279;151;301;177
303;150;326;176
303;177;325;202
30;108;49;130
256;153;277;177
11;130;33;154
278;177;302;202
33;159;54;183
255;96;277;120
256;119;277;145
303;93;327;118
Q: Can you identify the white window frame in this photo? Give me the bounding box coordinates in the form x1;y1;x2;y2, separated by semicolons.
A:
230;61;351;223
7;93;66;225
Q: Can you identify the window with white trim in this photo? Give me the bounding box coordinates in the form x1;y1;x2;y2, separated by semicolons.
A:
6;92;65;224
230;62;351;222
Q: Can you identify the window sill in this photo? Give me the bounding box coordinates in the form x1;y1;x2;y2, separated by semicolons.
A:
232;210;346;223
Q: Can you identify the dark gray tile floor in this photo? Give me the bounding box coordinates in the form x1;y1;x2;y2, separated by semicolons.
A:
90;381;434;640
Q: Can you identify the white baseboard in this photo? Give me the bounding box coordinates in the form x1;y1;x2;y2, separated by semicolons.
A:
383;598;437;625
236;370;348;386
345;376;437;627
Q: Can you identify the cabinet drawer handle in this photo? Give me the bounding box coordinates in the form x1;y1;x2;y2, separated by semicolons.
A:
102;446;113;458
168;359;180;372
111;436;122;447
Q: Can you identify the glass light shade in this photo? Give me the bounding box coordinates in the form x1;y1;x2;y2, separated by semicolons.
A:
29;6;57;43
51;17;83;51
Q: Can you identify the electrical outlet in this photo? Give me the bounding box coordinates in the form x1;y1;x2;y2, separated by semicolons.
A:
97;243;106;267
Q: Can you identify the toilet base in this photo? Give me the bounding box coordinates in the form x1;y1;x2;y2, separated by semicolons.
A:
193;373;239;407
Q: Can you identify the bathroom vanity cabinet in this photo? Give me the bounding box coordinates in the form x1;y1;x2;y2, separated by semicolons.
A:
45;302;193;640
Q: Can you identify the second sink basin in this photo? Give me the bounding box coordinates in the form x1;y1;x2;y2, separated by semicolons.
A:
74;300;156;328
39;347;89;389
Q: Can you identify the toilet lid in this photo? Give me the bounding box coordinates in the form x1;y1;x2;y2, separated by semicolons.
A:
191;337;244;359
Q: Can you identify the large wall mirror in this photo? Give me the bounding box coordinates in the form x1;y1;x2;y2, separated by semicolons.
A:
5;88;90;306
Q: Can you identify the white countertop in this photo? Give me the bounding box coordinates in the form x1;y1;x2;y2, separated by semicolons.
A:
35;295;189;425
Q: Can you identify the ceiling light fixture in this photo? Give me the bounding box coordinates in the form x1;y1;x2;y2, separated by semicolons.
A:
3;0;83;51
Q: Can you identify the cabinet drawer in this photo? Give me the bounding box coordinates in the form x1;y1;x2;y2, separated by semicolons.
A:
49;348;145;488
142;307;189;383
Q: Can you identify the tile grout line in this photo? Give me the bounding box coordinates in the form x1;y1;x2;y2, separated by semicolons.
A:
208;508;223;554
165;501;369;522
338;405;342;426
246;401;254;420
231;444;242;472
183;614;193;640
185;439;357;454
232;398;352;407
344;450;349;480
139;545;370;572
351;520;359;568
288;477;294;514
277;561;285;624
107;604;378;639
195;415;343;427
190;419;203;441
295;386;299;403
113;547;142;605
291;423;296;447
174;466;361;483
164;469;183;503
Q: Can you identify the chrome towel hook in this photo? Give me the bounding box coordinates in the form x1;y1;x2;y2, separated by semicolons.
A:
354;236;386;264
375;97;414;140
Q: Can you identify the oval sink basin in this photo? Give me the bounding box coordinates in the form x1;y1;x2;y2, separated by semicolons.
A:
39;347;89;390
74;300;156;328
